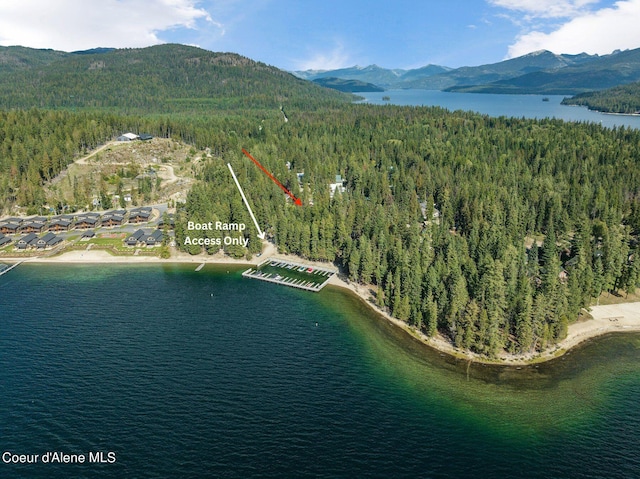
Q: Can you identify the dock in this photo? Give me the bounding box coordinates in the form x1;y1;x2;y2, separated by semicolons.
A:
242;258;336;292
0;261;24;277
195;263;205;272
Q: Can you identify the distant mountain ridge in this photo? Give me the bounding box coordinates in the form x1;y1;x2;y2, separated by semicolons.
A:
312;77;384;92
3;44;640;104
420;50;597;91
294;48;640;95
293;64;450;88
447;48;640;94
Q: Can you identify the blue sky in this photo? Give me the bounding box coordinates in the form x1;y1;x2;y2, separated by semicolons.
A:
1;0;639;70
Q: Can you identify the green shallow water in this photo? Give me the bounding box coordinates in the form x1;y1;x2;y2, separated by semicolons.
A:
1;263;639;478
316;286;640;437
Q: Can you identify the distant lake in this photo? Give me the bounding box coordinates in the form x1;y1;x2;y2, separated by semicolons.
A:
356;90;640;129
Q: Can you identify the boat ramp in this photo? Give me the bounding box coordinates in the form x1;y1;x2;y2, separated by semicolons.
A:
242;258;336;292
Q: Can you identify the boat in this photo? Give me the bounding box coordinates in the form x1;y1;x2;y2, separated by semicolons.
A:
542;97;550;102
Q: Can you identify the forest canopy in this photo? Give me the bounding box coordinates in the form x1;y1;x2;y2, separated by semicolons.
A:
561;80;640;114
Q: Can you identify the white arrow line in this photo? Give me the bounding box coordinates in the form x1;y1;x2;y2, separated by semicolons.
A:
228;163;266;240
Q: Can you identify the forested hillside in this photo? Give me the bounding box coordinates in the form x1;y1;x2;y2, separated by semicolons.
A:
562;81;640;114
0;109;133;210
0;45;68;73
0;44;351;113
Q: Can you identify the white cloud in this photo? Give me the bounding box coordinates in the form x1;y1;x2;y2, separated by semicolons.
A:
0;0;215;51
505;0;640;57
296;42;351;71
489;0;599;18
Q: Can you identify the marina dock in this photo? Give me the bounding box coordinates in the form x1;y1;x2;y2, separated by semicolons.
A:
242;258;336;292
0;261;24;277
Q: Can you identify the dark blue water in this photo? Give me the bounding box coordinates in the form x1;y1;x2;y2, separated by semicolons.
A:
1;264;639;478
356;90;640;129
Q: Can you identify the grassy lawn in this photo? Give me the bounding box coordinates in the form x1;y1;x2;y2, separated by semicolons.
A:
87;237;125;246
592;288;640;305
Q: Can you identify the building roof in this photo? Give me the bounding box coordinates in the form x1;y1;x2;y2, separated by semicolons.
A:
131;206;152;213
118;132;139;141
19;221;46;230
17;233;38;244
35;233;62;248
50;219;72;226
40;232;57;243
130;210;151;219
143;230;163;245
0;222;20;231
76;216;98;224
126;229;147;243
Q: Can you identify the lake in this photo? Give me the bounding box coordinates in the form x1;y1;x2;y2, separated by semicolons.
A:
356;90;640;129
1;264;639;478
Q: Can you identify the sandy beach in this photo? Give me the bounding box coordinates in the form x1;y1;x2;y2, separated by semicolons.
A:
4;245;640;365
4;242;277;266
327;274;640;365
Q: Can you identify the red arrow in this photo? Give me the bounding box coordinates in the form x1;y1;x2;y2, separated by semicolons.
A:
242;148;302;206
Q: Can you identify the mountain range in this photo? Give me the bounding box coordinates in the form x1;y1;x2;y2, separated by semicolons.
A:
293;48;640;95
1;43;639;112
293;64;450;88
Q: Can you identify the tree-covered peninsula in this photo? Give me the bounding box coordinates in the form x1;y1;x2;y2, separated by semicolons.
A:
175;106;640;356
561;81;640;114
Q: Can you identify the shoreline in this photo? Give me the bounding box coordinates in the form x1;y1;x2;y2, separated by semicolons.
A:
327;275;640;365
3;246;640;365
0;242;277;266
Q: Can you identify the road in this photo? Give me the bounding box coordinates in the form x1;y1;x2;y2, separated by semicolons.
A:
75;141;117;165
